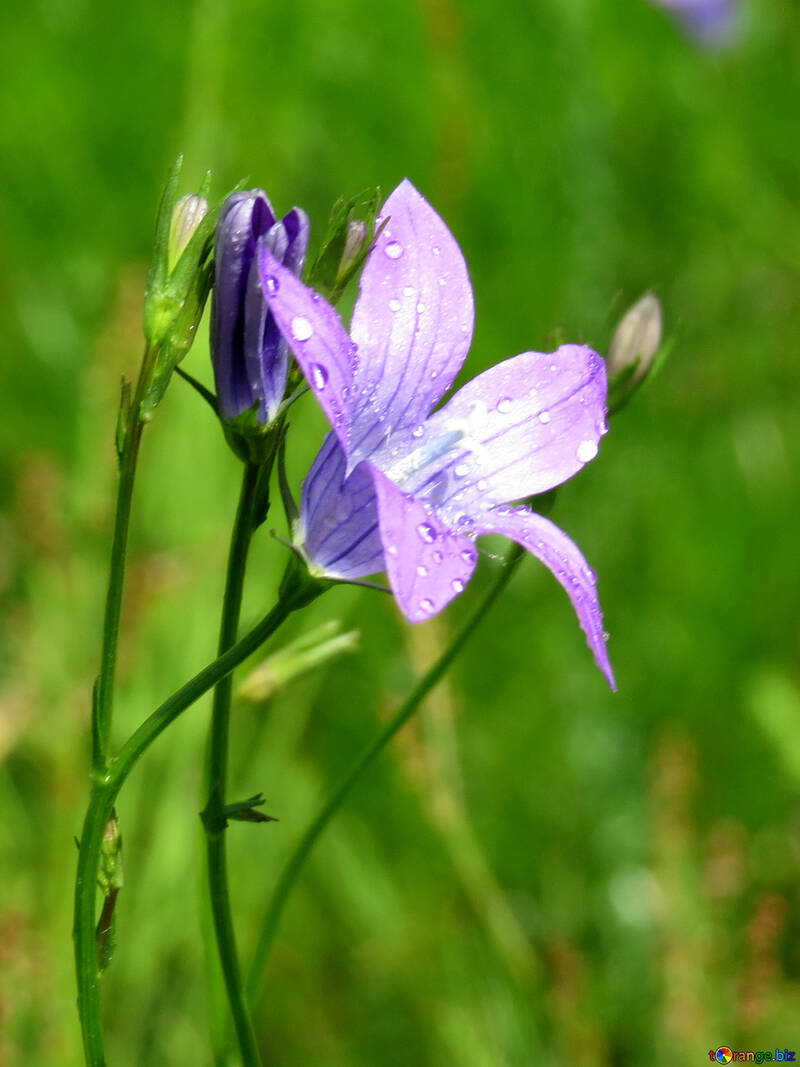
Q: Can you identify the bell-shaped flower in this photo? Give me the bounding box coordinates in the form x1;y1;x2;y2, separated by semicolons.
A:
211;190;309;424
261;181;615;688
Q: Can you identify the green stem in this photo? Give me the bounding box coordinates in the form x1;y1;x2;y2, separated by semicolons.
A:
74;594;297;1066
94;345;157;772
245;545;524;1003
201;462;262;1067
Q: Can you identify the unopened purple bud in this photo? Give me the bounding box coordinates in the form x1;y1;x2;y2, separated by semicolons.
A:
607;293;663;413
168;194;209;272
211;190;309;426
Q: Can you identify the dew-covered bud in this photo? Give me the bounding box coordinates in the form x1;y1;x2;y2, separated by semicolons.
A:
607;293;663;413
168;194;209;272
211;190;309;430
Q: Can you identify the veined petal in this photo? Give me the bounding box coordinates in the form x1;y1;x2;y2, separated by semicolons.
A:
248;210;311;421
300;434;384;579
370;466;477;623
420;345;608;510
476;506;615;689
259;245;356;445
211;191;276;419
347;180;474;465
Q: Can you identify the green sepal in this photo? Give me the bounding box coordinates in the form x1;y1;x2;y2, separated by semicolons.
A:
607;335;674;416
224;793;279;824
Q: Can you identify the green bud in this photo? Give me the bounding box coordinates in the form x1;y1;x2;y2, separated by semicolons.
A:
306;188;383;303
607;293;664;413
168;193;209;272
140;158;223;417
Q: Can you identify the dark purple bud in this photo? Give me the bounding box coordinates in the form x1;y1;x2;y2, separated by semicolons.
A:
211;190;309;424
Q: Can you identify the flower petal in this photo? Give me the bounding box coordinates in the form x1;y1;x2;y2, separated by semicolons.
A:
346;179;474;465
258;244;355;443
476;506;615;689
247;210;311;421
369;466;478;622
300;434;384;579
211;191;276;419
419;345;608;511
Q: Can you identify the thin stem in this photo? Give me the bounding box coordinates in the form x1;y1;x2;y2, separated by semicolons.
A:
74;595;296;1067
94;345;157;772
202;463;262;1067
246;545;524;1003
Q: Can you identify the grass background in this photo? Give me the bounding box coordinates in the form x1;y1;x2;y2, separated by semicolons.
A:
1;0;800;1063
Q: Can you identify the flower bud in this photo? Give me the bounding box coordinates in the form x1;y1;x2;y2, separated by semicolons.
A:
140;159;216;418
168;194;209;272
305;189;381;303
607;293;663;413
211;190;309;429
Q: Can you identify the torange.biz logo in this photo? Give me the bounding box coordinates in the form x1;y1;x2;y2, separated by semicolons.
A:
709;1050;796;1064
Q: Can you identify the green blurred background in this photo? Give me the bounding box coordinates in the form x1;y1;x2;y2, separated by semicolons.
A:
2;0;800;1063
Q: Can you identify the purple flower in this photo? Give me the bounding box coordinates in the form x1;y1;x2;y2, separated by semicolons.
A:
211;190;309;424
261;181;615;688
652;0;738;43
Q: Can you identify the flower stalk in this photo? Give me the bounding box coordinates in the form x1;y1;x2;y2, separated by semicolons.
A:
246;544;525;1002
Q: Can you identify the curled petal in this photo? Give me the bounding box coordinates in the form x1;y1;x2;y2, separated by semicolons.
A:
247;210;310;421
347;180;475;465
211;191;276;419
300;434;384;579
259;245;355;445
370;466;478;623
421;345;608;509
476;506;615;689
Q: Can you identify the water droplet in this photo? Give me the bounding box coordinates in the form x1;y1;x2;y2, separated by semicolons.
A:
389;298;401;312
451;578;465;593
403;285;415;297
549;363;557;372
416;302;425;313
385;241;403;259
476;479;488;491
454;463;469;477
438;276;447;286
291;316;313;341
412;425;424;438
538;410;551;424
420;598;435;614
432;245;440;256
460;548;476;565
310;291;321;303
264;275;279;295
416;564;429;577
576;439;598;463
433;550;443;563
309;363;328;390
602;631;610;643
417;522;436;543
430;370;438;380
387;544;399;557
496;396;513;413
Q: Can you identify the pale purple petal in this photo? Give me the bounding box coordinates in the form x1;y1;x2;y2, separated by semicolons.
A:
249;209;310;421
300;434;384;579
369;465;478;622
418;345;608;510
476;506;615;689
258;245;355;444
346;180;474;466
